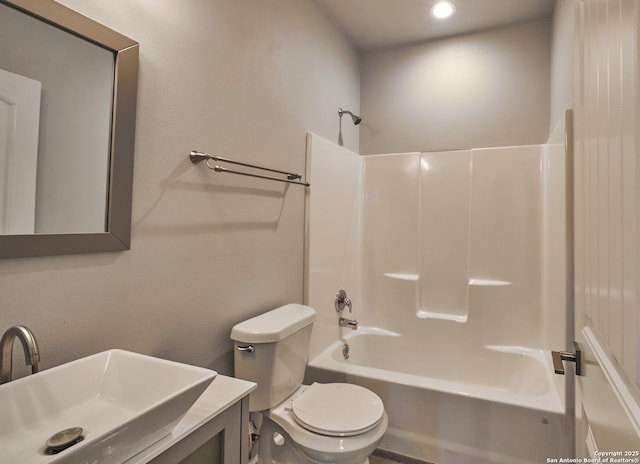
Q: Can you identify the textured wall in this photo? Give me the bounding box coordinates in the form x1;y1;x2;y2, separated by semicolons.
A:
359;19;551;154
0;0;359;377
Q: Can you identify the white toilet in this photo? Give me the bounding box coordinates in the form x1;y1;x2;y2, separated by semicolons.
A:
231;303;387;464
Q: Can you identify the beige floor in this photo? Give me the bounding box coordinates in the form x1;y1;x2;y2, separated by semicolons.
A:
370;456;401;464
370;450;431;464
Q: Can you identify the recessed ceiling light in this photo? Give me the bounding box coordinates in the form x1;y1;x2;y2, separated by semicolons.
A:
430;1;456;19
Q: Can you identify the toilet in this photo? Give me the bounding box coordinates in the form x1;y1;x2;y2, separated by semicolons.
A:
231;304;387;464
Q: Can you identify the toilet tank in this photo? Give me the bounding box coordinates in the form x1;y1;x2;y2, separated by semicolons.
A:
230;304;315;412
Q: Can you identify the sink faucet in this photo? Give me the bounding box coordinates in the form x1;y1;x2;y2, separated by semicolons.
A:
339;317;358;330
0;325;40;384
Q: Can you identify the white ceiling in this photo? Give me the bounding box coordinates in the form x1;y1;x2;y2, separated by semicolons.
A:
316;0;557;51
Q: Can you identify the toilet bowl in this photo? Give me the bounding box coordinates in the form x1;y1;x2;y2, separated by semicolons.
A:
231;304;387;464
260;384;388;464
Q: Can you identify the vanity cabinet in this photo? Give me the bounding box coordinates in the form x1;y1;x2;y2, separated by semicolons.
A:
126;376;255;464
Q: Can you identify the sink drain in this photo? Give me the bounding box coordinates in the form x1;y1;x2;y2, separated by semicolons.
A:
45;427;84;454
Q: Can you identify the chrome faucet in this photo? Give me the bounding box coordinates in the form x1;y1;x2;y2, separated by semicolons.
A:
339;317;358;330
0;325;40;384
335;289;352;313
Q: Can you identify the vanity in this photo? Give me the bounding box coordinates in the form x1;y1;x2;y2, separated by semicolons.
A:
0;346;256;464
126;376;256;464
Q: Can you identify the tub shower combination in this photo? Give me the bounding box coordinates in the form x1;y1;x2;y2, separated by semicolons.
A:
304;133;570;464
307;325;566;464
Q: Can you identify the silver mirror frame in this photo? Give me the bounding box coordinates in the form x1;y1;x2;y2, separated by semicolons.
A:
0;0;139;259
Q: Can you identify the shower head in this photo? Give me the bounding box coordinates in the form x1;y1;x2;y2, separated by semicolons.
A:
338;107;362;126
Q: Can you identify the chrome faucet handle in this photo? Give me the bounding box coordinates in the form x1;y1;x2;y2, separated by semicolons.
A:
344;297;352;313
335;289;352;313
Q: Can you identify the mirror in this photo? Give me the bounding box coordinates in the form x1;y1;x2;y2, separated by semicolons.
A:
0;0;138;258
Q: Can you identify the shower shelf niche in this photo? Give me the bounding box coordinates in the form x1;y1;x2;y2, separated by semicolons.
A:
415;310;468;323
468;278;512;286
382;275;512;286
383;273;419;281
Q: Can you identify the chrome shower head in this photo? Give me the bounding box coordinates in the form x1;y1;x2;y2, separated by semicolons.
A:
338;107;362;126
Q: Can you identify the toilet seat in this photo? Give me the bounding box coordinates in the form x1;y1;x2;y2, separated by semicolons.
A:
266;384;388;462
291;383;384;437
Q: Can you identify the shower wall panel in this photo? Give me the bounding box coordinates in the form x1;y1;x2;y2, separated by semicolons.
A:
467;146;544;346
419;151;471;322
305;133;363;359
360;153;420;333
306;135;561;355
358;146;546;346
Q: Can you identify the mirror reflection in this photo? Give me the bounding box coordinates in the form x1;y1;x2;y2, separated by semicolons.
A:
0;2;114;235
0;0;137;259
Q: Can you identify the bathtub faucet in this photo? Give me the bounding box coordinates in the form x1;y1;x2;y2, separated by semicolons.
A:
339;317;358;330
335;289;352;313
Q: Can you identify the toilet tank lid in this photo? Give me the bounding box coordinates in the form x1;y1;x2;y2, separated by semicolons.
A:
230;304;316;343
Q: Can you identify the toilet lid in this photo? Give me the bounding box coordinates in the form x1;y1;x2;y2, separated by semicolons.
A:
291;383;384;437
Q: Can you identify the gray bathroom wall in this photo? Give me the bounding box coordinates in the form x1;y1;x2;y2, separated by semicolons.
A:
359;19;552;154
0;0;359;376
550;0;575;133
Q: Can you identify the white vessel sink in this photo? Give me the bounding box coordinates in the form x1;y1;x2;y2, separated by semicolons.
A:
0;349;217;464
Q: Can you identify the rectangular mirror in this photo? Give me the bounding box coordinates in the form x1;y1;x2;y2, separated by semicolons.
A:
0;0;138;258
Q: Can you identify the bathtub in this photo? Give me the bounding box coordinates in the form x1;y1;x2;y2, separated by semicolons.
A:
305;327;570;464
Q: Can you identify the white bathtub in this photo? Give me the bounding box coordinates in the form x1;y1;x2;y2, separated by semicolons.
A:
306;328;570;464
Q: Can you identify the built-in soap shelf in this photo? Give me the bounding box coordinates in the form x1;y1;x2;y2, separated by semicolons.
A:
383;273;419;281
383;274;511;287
382;273;507;324
415;310;468;323
468;278;511;286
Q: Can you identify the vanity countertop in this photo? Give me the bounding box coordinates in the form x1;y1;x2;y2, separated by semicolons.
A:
124;375;256;464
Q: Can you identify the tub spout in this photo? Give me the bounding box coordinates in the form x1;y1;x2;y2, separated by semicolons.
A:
339;317;358;330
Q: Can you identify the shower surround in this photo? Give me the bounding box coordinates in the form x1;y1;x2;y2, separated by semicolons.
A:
304;132;569;463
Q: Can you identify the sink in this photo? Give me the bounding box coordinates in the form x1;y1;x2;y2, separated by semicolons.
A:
0;349;217;464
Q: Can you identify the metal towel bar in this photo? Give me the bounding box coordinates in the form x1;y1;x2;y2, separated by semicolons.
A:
189;150;310;187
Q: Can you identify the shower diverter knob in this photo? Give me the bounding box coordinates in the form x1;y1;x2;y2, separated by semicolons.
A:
335;289;352;313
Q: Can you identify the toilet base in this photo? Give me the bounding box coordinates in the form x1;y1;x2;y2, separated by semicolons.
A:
254;414;374;464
